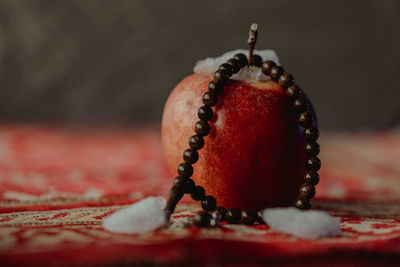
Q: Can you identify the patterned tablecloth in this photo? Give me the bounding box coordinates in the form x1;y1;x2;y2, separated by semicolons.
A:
0;123;400;266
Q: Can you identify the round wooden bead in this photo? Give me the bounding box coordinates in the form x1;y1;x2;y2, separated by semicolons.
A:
218;63;233;74
201;196;217;211
233;53;247;68
191;186;206;201
269;66;285;81
198;106;213;121
241;210;257;225
261;60;276;75
278;73;295;88
256;210;265;224
286;85;302;100
183;179;196;194
306;157;321;171
173;176;185;187
208;81;223;95
299;112;313;127
305;142;320;156
183;148;199;164
299;183;316;199
226;208;241;224
303;127;319;142
202;91;218;107
227;58;241;74
195;120;210;136
213;69;230;83
193;211;211;227
293;98;308;113
189;135;204;150
177;162;193;178
304;170;320;185
212;206;227;222
295;198;311;210
251;55;263;67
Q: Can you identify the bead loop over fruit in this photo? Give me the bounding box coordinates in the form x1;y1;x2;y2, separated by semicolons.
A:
164;24;320;227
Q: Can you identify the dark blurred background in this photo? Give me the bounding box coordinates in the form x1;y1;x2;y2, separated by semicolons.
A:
0;0;399;130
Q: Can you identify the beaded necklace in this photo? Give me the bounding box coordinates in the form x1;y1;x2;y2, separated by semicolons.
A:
165;24;320;227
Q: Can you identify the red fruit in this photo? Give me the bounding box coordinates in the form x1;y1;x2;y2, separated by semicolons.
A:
162;73;307;210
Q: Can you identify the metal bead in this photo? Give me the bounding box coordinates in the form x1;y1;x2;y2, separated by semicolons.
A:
295;198;311;210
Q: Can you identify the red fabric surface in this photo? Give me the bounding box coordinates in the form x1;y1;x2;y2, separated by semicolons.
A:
0;123;400;266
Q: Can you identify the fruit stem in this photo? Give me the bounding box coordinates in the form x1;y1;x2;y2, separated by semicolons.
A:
247;23;258;66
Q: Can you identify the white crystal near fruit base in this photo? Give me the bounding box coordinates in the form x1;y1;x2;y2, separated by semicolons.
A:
103;196;166;234
194;49;279;81
262;207;341;239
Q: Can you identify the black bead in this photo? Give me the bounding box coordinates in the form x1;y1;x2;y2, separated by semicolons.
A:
306;157;321;171
305;142;320;156
173;176;185;187
293;98;308;113
299;183;316;199
183;148;199;164
177;162;193;178
233;53;247;68
278;73;295;88
269;66;285;81
208;81;224;95
191;186;206;201
286;85;302;100
256;210;265;224
251;55;263;67
261;60;276;75
299;112;313;127
192;211;211;227
202;91;218;107
201;196;217;211
198;106;213;121
227;58;241;74
295;198;311;210
218;63;233;74
194;120;210;136
304;170;320;185
213;69;230;83
241;210;257;225
189;135;204;150
303;127;319;142
183;179;196;194
226;208;241;224
212;206;227;222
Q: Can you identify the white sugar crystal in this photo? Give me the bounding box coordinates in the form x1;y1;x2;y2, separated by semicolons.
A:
103;196;166;234
262;207;341;239
193;49;280;82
